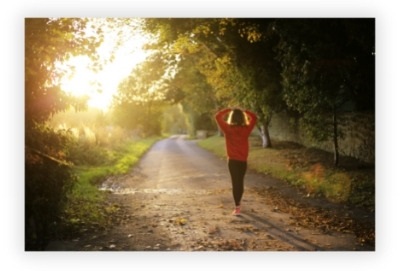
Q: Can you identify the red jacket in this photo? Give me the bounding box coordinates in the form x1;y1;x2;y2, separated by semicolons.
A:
215;108;257;162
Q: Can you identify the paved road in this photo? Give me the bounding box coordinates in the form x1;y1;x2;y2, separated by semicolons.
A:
48;135;366;251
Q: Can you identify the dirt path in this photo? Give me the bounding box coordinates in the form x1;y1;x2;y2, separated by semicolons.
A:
47;135;374;251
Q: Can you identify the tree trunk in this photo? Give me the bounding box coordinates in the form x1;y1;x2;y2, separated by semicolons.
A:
333;108;339;166
258;123;272;148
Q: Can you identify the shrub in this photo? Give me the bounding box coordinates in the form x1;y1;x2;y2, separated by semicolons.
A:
25;124;76;250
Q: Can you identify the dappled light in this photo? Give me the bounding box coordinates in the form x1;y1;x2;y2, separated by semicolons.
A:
58;19;153;111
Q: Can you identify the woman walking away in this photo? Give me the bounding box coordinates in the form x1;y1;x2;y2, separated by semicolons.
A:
215;108;258;215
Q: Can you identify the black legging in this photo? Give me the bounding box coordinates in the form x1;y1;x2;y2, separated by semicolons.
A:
228;159;247;206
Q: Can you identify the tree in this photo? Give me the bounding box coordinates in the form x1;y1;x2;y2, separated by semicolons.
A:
25;18;102;124
112;53;168;136
166;53;218;137
273;19;375;165
25;18;103;249
142;19;285;146
141;18;375;159
142;19;222;136
225;19;284;147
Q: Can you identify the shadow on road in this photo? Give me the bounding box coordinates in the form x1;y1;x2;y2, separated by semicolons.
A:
242;212;323;251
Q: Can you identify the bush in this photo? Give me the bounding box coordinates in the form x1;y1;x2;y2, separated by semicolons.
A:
25;124;76;250
67;139;111;166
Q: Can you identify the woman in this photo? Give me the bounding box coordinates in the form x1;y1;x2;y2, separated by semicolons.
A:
215;108;258;215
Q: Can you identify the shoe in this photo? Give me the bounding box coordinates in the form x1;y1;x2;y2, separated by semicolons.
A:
232;206;241;216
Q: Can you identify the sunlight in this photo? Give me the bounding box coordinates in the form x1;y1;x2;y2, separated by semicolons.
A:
60;20;151;111
60;56;96;97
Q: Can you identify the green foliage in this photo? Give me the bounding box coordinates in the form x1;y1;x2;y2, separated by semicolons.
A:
112;101;163;137
141;18;374;154
68;140;112;166
49;108;129;165
26;114;157;250
25;19;104;250
228;20;284;122
163;48;219;136
25;18;102;124
197;135;227;158
63;137;160;237
142;19;285;146
113;138;157;174
112;56;168;136
161;104;187;135
272;19;375;163
25;124;76;250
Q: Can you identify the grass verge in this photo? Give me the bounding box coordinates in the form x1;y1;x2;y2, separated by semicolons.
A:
197;135;375;211
62;137;160;235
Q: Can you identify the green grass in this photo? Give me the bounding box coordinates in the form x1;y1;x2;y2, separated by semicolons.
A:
198;135;375;210
63;137;160;232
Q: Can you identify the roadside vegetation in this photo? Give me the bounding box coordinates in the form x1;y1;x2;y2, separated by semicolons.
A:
25;106;161;249
198;135;375;211
61;136;160;239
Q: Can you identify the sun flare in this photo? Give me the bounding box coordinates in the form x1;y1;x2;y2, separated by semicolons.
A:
60;24;151;111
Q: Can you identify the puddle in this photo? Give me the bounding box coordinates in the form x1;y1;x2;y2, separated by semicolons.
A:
99;184;212;196
99;185;183;195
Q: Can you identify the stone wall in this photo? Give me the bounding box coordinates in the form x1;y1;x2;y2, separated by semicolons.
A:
269;111;375;164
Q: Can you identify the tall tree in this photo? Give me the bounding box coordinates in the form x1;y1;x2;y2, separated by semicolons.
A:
25;18;102;249
224;19;284;147
142;18;285;147
274;19;375;165
142;19;222;136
